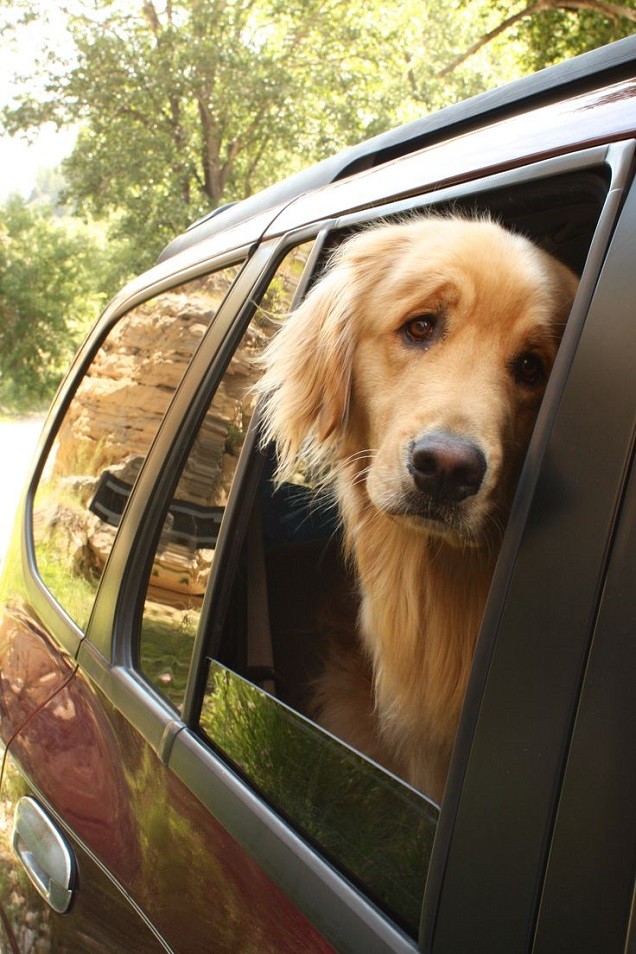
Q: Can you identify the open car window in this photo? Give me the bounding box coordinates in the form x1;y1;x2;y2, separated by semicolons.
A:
133;154;617;941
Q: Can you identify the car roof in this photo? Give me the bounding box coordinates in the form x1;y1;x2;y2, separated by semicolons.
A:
158;35;636;263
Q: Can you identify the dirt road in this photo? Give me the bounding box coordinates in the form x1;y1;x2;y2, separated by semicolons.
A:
0;416;45;566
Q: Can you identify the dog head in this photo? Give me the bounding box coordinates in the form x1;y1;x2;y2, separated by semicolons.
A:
259;217;578;546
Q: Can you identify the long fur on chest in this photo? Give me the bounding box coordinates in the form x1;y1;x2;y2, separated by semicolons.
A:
314;477;496;802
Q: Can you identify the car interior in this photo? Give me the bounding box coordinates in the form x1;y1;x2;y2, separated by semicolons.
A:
207;166;611;721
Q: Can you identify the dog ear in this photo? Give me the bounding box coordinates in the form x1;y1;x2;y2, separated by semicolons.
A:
258;261;356;483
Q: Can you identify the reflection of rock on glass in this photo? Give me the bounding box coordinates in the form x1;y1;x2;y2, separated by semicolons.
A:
30;264;243;631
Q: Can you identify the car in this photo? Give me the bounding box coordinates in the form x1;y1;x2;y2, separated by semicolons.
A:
1;35;635;954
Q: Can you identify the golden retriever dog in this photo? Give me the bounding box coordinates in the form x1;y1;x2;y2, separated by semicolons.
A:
259;216;578;803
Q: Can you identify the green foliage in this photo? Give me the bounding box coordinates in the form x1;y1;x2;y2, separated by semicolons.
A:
1;0;633;410
28;166;68;212
0;194;105;406
2;0;411;266
1;0;540;270
139;603;200;711
519;3;636;71
469;1;636;74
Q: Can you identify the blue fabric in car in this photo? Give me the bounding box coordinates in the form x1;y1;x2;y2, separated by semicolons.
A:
259;454;340;542
260;481;340;542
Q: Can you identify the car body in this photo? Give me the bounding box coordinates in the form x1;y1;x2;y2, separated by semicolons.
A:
1;36;635;953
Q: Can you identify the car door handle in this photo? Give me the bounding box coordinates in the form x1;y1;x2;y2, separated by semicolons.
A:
12;796;76;914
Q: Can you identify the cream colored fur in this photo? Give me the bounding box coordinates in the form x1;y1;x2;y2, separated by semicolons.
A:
259;216;578;803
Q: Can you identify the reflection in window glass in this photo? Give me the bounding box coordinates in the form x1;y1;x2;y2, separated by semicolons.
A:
139;242;314;710
200;662;438;937
32;265;243;630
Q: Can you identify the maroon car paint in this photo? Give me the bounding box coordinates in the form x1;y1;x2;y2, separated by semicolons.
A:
0;605;76;744
1;620;335;952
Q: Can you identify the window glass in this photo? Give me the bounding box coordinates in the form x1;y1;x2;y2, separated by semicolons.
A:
32;264;243;630
139;243;313;710
200;662;438;935
194;451;438;939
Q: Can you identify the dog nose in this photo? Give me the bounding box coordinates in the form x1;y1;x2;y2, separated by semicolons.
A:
409;432;487;503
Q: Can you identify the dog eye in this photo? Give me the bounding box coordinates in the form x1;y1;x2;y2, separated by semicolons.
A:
401;314;436;346
513;352;546;387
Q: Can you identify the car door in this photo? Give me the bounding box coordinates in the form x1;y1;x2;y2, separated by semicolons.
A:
2;122;635;954
0;249;271;951
0;240;345;952
532;440;636;954
124;142;634;951
85;141;636;951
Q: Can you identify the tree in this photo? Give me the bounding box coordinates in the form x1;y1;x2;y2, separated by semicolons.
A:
2;0;411;270
437;1;636;77
0;195;104;405
0;0;536;273
29;165;68;211
520;1;636;71
3;0;633;277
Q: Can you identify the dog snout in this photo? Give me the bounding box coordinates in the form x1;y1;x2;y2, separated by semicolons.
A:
409;432;487;504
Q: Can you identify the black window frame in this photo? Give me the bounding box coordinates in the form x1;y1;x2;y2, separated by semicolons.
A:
185;142;632;713
133;236;320;714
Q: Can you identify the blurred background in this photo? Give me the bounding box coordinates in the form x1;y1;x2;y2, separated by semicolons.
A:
0;0;633;552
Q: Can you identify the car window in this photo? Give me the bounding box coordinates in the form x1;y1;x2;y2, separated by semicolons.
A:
32;263;243;630
139;164;612;941
138;243;313;710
